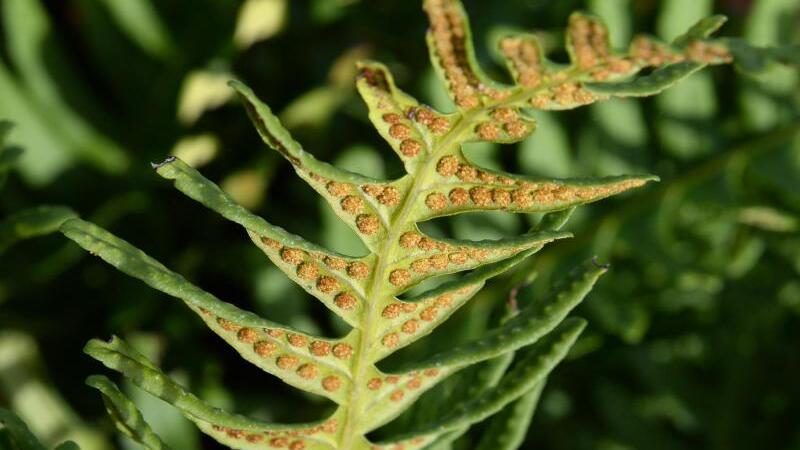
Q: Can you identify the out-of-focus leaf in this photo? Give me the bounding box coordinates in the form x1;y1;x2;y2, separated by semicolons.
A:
96;0;174;58
0;408;46;450
171;134;220;169
0;65;74;184
518;111;572;178
281;45;370;130
2;0;129;177
0;206;78;253
220;167;270;210
740;0;799;130
588;0;631;48
0;332;109;450
310;0;359;24
280;88;348;130
737;206;798;232
654;0;717;159
321;144;384;256
234;0;288;49
177;70;235;125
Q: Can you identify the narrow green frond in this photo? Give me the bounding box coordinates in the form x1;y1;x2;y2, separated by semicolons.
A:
405;258;605;371
155;158;374;325
371;248;548;361
417;152;657;219
377;355;518;450
367;301;519;438
356;62;456;171
61;219;353;400
229;81;399;251
375;318;584;448
194;310;357;403
84;337;338;449
494;10;734;110
363;259;605;430
423;0;506;110
380;229;570;297
85;375;171;450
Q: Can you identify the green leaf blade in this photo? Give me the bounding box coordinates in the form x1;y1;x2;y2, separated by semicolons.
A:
83;337;338;449
376;318;585;447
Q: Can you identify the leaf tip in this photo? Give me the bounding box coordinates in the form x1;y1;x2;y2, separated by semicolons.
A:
85;374;109;389
83;336;116;358
150;156;177;169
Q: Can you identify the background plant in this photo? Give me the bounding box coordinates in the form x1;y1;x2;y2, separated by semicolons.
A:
1;0;798;449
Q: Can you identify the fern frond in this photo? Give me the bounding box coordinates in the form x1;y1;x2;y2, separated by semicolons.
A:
61;1;751;449
84;336;338;449
359;259;605;430
372;318;584;449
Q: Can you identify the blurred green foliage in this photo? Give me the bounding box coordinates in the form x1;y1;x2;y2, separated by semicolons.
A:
0;0;798;449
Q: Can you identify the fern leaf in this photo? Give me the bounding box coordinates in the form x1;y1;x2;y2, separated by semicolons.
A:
230;81;397;252
360;259;605;431
63;219;355;402
85;376;170;450
373;318;584;449
156;158;372;325
356;62;458;170
84;337;338;449
61;1;751;448
393;352;517;450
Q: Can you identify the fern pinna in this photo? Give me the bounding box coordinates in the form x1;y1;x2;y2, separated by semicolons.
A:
61;1;739;449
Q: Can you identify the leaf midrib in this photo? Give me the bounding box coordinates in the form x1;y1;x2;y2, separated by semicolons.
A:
337;110;477;448
336;64;618;448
